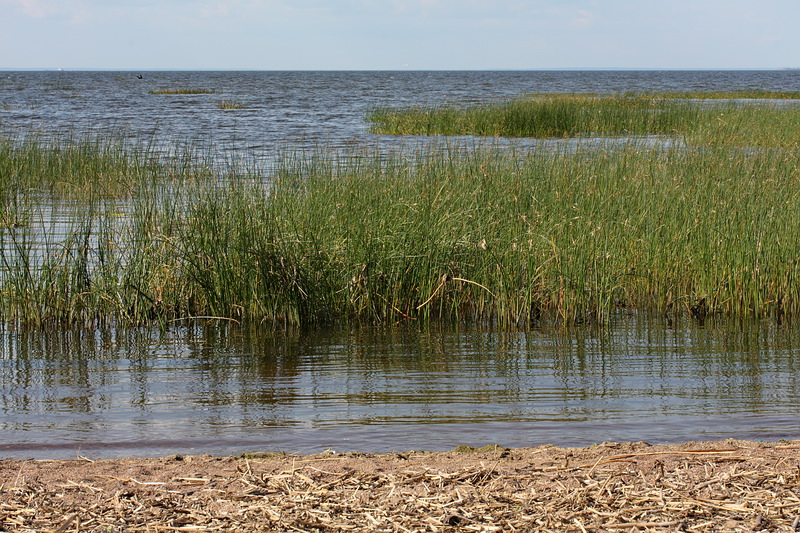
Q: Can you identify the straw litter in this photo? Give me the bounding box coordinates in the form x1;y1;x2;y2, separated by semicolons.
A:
1;439;799;532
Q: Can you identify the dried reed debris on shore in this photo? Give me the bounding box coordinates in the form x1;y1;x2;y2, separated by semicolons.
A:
1;440;799;532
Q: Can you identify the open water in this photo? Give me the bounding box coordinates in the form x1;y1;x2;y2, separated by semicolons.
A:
3;69;800;157
1;70;799;458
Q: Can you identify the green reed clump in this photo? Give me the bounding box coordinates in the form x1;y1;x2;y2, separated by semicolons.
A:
370;94;800;154
0;134;139;233
367;93;800;144
0;135;219;327
527;91;800;100
256;143;800;325
0;134;143;196
4;137;800;328
0;176;215;327
173;142;796;327
368;95;708;138
150;88;215;95
644;90;800;100
685;104;800;149
0;134;216;199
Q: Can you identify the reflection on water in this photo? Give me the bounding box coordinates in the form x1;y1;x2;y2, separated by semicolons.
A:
2;314;799;458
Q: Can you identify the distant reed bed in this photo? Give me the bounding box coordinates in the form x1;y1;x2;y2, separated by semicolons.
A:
150;88;215;95
643;90;800;100
2;133;799;328
526;91;800;100
367;94;800;148
218;100;245;110
367;95;705;138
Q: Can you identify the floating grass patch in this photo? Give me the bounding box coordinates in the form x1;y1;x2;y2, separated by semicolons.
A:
150;88;215;95
218;100;245;110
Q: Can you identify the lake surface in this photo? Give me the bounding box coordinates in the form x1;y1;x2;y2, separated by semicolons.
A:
2;315;799;459
2;70;800;458
3;70;800;159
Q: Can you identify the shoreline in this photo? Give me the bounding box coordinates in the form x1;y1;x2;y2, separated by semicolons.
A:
2;439;798;532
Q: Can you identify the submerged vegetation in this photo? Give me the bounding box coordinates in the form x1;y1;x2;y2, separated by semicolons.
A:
218;100;245;110
2;94;800;329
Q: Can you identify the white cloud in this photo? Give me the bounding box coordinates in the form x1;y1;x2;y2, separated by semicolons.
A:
5;0;59;17
390;0;437;10
3;0;88;21
573;9;592;27
201;2;228;16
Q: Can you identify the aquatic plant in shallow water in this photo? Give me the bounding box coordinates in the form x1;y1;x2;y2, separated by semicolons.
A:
266;143;798;323
637;90;800;100
368;93;800;148
1;135;144;197
367;95;708;139
0;136;218;327
150;88;215;95
218;100;245;110
525;90;800;100
176;143;800;327
2;129;800;328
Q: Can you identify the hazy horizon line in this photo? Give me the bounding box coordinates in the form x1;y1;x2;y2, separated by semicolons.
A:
2;67;797;73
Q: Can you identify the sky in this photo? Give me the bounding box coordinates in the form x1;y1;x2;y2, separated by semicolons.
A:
1;0;799;70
